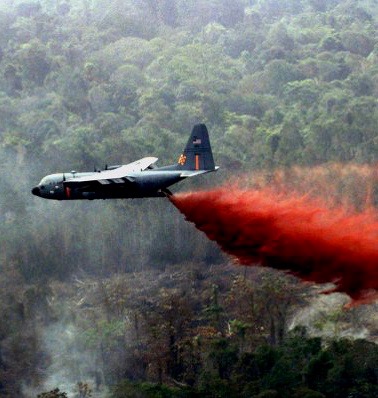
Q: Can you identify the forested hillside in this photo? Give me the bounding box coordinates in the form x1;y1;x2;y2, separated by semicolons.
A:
0;0;377;397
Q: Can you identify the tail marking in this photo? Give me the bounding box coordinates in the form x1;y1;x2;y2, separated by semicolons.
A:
195;154;200;170
178;154;187;166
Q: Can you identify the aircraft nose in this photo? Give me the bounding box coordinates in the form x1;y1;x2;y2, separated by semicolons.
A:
32;186;41;197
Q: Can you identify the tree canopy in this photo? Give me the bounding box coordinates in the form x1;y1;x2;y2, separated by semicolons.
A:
0;0;377;396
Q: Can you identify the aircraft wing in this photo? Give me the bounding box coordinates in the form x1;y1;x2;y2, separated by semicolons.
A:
64;157;158;187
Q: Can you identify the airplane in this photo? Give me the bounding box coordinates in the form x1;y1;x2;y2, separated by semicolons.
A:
31;124;219;200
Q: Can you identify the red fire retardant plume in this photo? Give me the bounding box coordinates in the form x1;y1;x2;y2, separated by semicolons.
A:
170;188;378;306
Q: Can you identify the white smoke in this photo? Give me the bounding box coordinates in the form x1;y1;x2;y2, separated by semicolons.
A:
289;292;377;343
23;321;107;397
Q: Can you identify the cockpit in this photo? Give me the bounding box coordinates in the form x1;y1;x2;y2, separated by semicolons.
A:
32;173;66;199
39;173;64;187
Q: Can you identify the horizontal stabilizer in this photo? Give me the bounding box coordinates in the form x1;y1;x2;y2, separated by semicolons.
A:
180;167;219;178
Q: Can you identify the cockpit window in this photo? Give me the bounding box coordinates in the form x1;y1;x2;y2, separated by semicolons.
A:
39;177;49;185
39;174;64;186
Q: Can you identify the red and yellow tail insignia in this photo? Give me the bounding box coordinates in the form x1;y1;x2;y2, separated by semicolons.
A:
178;154;187;165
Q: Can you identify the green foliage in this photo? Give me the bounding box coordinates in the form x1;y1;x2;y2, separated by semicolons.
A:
194;320;377;397
16;39;51;86
208;338;239;379
76;382;93;397
111;380;194;398
37;389;68;398
1;0;377;173
0;1;377;396
291;387;325;398
252;391;278;398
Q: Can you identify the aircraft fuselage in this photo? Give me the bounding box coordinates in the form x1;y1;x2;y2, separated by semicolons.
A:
32;170;183;200
32;124;218;201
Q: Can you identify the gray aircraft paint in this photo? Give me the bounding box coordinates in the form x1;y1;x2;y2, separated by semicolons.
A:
32;124;218;200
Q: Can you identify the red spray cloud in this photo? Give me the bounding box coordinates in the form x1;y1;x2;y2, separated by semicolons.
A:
170;187;378;306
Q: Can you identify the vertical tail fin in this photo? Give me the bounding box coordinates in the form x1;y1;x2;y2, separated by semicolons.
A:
176;124;216;171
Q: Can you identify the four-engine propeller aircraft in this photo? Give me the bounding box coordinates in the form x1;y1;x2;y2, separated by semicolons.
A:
32;124;218;200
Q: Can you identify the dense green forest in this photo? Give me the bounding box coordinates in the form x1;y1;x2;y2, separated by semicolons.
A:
0;0;377;397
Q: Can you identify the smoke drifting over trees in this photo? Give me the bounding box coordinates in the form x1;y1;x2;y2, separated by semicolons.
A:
0;0;377;397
